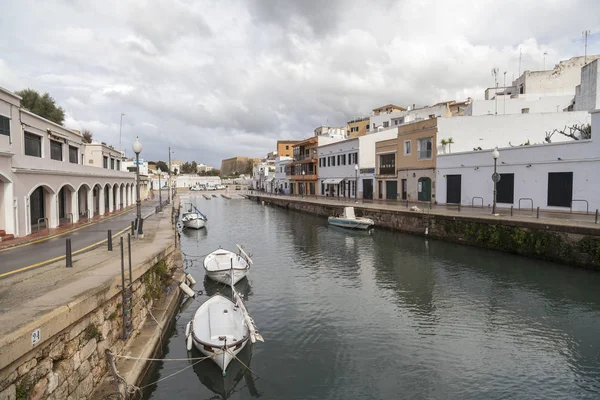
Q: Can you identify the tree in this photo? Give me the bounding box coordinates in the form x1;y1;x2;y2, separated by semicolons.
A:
16;88;65;125
545;124;591;143
155;161;168;172
82;129;93;143
191;161;197;173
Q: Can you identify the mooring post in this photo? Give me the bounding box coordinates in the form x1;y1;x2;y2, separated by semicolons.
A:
66;239;73;268
458;203;461;212
596;209;599;224
107;230;113;251
131;220;135;236
510;206;513;216
120;236;127;340
536;207;540;219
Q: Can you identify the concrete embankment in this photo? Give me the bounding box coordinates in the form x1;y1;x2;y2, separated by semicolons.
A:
0;199;185;400
248;195;600;270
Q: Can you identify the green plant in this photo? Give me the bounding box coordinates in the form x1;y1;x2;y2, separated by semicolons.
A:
108;311;118;321
16;381;33;400
84;324;103;341
143;261;171;302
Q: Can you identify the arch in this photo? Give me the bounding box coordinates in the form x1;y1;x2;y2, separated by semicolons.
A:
26;183;56;198
57;184;76;225
76;182;92;192
76;183;92;221
112;183;120;211
0;172;12;183
104;183;112;214
92;183;103;216
28;184;57;233
0;172;14;236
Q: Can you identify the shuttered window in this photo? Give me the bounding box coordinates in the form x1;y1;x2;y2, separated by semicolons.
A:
0;115;9;136
50;140;62;161
24;132;42;157
69;146;78;164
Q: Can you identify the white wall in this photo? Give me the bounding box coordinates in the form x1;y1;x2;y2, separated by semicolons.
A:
574;60;600;112
465;95;574;116
436;110;600;212
370;104;449;132
174;175;221;188
436;111;592;154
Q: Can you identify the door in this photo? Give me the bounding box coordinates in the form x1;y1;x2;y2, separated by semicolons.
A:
446;175;461;204
547;172;573;207
58;187;66;219
496;173;514;204
385;181;397;200
363;179;373;200
30;187;45;227
401;179;407;200
418;177;431;201
378;180;383;199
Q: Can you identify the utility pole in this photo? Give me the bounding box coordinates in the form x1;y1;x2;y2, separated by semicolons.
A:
119;113;125;156
583;30;590;64
543;51;548;69
492;68;499;114
168;146;172;203
518;48;522;76
503;71;507;114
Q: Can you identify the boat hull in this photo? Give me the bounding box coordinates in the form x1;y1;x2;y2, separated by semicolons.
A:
205;268;248;285
183;217;206;229
193;338;247;371
204;249;251;285
328;217;374;230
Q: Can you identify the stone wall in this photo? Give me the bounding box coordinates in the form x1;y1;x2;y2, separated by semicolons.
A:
0;252;178;400
251;195;600;269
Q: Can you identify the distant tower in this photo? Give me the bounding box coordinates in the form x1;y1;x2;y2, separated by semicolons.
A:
583;30;591;64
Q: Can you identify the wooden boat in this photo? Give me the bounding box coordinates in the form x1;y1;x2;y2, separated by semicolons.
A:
185;264;263;374
182;205;208;229
203;245;252;285
328;207;374;230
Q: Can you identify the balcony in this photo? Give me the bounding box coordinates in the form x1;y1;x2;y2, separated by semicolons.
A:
379;167;396;175
418;150;432;160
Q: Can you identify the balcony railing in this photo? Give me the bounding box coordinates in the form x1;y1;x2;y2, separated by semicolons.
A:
418;150;432;160
379;167;396;175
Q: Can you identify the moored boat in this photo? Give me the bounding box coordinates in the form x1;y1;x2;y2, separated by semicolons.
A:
328;206;374;230
204;245;252;285
182;206;208;229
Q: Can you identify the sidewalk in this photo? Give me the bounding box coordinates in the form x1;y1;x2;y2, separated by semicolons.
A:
248;192;600;231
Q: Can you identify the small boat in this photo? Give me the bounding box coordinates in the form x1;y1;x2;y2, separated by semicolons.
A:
185;263;263;374
181;206;208;229
328;206;374;230
204;245;252;285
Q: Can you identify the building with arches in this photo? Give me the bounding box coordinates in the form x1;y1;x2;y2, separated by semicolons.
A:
0;86;138;240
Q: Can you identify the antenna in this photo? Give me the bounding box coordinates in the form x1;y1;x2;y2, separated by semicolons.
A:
583;30;590;64
543;51;548;69
491;68;499;114
518;48;522;76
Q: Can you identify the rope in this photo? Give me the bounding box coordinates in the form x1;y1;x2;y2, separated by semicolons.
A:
138;355;214;389
113;354;210;361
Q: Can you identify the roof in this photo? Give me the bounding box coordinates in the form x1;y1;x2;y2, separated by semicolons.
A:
292;137;318;147
372;104;407;112
0;85;22;100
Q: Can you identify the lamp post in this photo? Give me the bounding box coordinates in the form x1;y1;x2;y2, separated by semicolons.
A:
492;147;499;215
119;113;125;154
157;167;162;212
354;164;359;203
168;147;173;204
301;170;305;198
132;137;143;237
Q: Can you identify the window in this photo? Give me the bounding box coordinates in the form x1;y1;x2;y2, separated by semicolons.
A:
354;152;359;165
337;155;340;165
50;140;62;161
117;160;121;170
103;156;108;168
332;156;335;166
111;158;115;170
383;121;389;128
547;172;573;207
24;132;42;157
0;115;9;136
366;124;370;130
404;140;411;156
69;146;78;164
342;154;346;165
327;157;330;167
417;137;433;159
496;173;515;204
379;153;395;175
286;145;289;150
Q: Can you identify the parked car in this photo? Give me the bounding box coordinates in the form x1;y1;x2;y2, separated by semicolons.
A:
206;185;217;191
215;184;226;190
235;185;241;190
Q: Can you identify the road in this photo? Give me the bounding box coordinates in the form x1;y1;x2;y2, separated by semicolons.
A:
0;200;160;277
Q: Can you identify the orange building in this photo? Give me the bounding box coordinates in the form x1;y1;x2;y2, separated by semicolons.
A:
288;137;318;195
277;140;300;158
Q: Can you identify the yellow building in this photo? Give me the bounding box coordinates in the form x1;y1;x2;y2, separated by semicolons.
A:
220;156;260;176
277;140;300;158
289;137;318;195
372;104;407;116
374;137;399;200
347;117;370;138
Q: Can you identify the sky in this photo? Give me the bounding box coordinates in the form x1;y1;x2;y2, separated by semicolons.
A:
1;0;600;167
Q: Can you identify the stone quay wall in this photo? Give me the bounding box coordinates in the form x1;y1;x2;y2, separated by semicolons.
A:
0;244;179;400
250;195;600;270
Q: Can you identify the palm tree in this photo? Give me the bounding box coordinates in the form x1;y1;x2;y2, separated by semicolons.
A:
440;138;448;153
448;137;454;153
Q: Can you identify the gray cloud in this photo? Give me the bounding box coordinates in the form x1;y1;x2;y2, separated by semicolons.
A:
1;0;599;167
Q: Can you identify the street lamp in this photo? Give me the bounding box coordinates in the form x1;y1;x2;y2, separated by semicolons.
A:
132;137;143;237
168;146;174;204
492;147;499;215
301;170;306;198
354;164;359;203
157;167;162;212
119;113;126;154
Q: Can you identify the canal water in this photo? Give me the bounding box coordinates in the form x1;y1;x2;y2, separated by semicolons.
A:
143;196;600;399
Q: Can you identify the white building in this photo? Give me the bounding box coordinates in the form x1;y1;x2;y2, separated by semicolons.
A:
314;126;347;139
436;109;599;213
369;103;453;133
574;59;600;111
122;159;149;175
0;86;137;239
84;142;124;171
317;129;399;199
251;160;275;191
274;156;292;194
196;163;214;173
174;175;221;188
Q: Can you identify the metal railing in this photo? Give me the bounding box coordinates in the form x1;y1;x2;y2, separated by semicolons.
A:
518;198;534;212
37;217;49;236
570;199;589;214
471;197;484;208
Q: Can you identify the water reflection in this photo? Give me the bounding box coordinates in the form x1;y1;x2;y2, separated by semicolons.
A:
191;344;260;400
203;277;253;300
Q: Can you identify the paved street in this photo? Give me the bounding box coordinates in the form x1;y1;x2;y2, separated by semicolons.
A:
0;200;160;276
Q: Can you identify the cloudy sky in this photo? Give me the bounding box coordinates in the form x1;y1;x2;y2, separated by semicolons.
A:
1;0;599;167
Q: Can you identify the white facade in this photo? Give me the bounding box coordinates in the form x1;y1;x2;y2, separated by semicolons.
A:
274;156;292;194
84;142;124;171
196;163;214;173
369;104;451;133
314;126;347;139
251;160;275;191
465;94;574;116
436;111;592;154
122;159;149;175
436;110;600;212
317;129;399;199
0;86;137;239
157;174;220;189
574;59;600;112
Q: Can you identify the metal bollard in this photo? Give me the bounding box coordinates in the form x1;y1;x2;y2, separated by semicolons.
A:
131;221;135;236
137;218;144;235
510;206;513;216
596;209;599;224
458;204;461;212
536;207;540;219
108;230;112;251
66;239;73;268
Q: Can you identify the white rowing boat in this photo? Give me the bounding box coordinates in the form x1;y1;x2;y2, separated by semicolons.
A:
204;245;252;285
328;206;374;230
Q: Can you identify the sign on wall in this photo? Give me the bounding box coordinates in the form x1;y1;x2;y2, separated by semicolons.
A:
31;328;41;345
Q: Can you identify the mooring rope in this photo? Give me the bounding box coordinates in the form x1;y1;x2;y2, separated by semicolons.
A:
113;354;211;361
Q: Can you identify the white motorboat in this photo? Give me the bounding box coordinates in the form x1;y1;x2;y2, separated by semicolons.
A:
328;207;374;230
204;245;252;285
185;264;263;374
182;205;208;229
